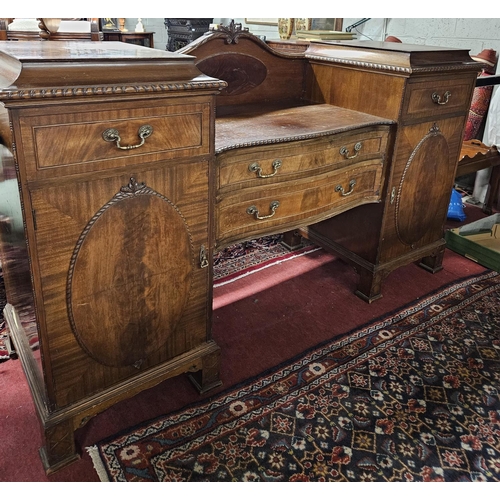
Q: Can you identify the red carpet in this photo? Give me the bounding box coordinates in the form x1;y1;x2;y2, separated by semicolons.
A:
0;201;494;482
0;244;489;482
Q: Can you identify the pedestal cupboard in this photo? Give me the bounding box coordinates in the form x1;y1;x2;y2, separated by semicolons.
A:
0;41;225;473
302;42;480;301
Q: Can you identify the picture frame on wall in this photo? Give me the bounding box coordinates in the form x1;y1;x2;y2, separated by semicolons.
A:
245;18;279;25
244;18;343;31
100;18;120;31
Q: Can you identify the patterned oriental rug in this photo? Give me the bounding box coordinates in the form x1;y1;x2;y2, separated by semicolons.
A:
212;234;317;285
87;270;500;482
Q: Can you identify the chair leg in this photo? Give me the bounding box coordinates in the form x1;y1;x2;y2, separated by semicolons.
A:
485;164;500;213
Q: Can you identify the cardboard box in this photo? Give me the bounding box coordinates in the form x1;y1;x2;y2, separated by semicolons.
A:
445;214;500;271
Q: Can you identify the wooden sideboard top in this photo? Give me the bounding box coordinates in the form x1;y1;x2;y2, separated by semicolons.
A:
215;102;394;153
305;40;483;74
0;40;226;98
0;40;183;60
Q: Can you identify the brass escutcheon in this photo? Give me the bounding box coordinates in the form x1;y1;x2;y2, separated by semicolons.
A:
200;245;209;268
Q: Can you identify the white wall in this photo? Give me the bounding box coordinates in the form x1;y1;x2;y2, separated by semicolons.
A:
134;18;500;63
343;18;500;58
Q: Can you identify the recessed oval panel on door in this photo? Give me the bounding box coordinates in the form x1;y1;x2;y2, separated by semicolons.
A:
395;128;450;246
67;181;193;367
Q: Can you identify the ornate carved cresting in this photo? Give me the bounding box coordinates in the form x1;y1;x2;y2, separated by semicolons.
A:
211;19;249;44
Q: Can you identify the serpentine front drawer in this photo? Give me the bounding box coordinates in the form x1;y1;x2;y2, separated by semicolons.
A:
216;160;384;248
17;96;211;180
217;128;389;193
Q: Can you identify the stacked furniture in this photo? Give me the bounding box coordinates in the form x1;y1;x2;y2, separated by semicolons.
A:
164;18;213;51
0;24;481;473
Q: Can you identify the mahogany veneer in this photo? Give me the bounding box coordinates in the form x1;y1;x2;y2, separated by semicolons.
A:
0;41;225;473
0;29;482;474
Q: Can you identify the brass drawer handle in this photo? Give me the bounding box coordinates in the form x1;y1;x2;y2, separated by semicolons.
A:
102;125;153;150
199;245;209;268
246;201;280;220
335;179;356;197
431;91;451;105
340;142;362;159
249;159;282;178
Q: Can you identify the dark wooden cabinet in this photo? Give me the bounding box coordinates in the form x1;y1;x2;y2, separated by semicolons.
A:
0;40;224;473
164;18;212;51
102;31;155;47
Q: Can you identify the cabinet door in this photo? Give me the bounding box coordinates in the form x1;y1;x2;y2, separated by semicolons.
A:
29;162;210;408
380;117;465;262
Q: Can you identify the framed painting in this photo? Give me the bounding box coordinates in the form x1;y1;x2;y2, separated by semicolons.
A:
100;18;120;31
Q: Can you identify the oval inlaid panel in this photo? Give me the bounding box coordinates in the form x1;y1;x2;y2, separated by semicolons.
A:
69;191;193;367
395;131;450;246
197;54;267;96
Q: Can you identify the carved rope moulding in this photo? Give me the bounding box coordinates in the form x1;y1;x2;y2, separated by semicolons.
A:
307;55;478;75
0;80;227;100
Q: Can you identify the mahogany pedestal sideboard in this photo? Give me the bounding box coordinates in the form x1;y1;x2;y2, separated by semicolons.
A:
0;41;225;473
179;27;481;301
0;32;480;475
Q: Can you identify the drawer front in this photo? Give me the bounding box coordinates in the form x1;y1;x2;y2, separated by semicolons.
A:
403;77;474;122
18;98;211;180
216;160;384;247
217;127;390;192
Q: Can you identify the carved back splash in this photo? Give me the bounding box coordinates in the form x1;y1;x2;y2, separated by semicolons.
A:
178;21;307;109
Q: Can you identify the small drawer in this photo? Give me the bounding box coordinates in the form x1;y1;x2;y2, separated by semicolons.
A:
217;128;390;192
403;78;474;121
216;160;384;247
19;99;211;179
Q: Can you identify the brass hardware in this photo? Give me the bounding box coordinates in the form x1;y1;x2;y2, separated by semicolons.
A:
390;186;396;204
80;416;90;427
340;142;362;159
335;179;356;197
133;359;143;369
431;91;451;105
248;159;282;178
102;125;153;150
247;201;280;220
200;245;209;268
